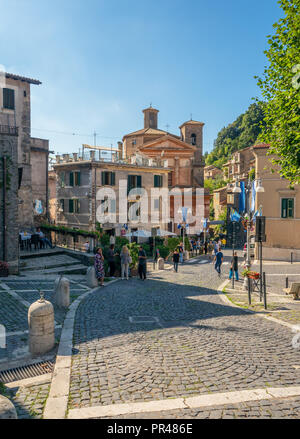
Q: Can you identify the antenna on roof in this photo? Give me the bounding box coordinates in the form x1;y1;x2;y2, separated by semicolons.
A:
150;102;152;108
93;131;97;146
190;113;193;120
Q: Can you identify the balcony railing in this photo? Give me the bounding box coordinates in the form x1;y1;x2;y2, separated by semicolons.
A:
0;125;18;136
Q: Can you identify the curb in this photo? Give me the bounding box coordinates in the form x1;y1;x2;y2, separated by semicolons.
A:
43;278;119;419
217;280;296;330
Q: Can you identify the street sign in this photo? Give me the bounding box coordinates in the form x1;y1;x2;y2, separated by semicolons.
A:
255;216;266;242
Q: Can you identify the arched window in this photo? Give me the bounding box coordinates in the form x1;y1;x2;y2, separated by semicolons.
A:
191;133;197;145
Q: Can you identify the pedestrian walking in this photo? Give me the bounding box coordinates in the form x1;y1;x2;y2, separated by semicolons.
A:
178;242;184;263
214;249;224;277
94;247;105;286
84;240;90;253
229;251;239;281
108;244;118;278
173;249;179;272
120;245;130;280
138;245;147;280
204;241;208;255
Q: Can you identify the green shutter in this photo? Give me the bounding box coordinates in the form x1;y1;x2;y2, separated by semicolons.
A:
128;175;132;194
3;88;15;110
154;175;158;187
101;172;105;185
281;199;287;218
69;199;74;213
111;172;115;186
77;172;81;186
137;175;142;188
288;198;294;218
69;172;74;186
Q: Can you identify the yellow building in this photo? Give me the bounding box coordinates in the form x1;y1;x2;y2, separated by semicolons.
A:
253;143;300;261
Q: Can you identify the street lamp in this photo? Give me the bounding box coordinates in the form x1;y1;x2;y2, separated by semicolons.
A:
177;207;191;251
232;177;264;290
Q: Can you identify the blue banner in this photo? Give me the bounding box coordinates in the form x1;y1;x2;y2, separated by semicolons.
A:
251;180;256;212
238;181;245;213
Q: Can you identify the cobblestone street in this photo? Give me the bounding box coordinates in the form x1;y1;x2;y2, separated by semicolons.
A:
67;255;300;418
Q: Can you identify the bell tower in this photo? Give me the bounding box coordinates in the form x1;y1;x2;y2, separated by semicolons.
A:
143;106;159;129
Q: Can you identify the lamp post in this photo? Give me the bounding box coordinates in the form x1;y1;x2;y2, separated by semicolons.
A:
177;207;191;252
232;177;264;290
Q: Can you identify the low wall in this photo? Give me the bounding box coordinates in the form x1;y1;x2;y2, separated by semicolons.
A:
259;246;300;262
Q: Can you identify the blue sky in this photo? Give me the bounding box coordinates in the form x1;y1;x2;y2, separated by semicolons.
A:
0;0;282;156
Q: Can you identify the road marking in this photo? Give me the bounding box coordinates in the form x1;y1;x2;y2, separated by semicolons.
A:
67;385;300;419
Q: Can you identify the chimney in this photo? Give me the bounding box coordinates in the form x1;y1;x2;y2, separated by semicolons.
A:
56;155;61;163
62;154;69;162
73;153;78;161
117;141;123;160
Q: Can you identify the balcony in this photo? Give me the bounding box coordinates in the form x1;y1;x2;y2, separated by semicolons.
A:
0;124;18;136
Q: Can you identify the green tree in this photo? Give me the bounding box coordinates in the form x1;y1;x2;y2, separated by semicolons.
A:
256;0;300;183
205;103;265;168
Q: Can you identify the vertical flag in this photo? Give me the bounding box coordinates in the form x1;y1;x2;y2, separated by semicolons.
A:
251;180;256;212
238;181;246;213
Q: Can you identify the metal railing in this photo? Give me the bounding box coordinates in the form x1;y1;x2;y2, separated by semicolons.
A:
0;125;18;135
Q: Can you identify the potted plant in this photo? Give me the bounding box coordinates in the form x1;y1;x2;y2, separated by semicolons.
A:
0;261;9;277
247;271;260;280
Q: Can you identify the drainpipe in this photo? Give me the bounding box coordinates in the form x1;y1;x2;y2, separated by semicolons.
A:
2;157;7;261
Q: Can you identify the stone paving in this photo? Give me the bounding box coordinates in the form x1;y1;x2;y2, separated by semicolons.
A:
68;253;300;418
0;277;90;362
102;396;300;419
4;382;51;419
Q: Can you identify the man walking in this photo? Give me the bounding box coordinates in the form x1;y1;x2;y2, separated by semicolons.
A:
229;251;239;281
173;249;179;272
138;245;147;280
214;248;224;277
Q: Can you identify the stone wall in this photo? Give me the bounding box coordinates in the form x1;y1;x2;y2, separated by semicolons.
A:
0;133;19;273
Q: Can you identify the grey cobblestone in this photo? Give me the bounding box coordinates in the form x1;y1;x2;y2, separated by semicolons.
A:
68;255;300;411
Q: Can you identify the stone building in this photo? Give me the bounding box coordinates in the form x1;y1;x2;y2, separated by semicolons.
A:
0;72;49;229
122;107;210;231
252;143;300;261
222;147;255;181
52;150;170;248
0;127;19;273
204;164;223;180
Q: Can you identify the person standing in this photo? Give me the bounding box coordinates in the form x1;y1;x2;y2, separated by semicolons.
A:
120;245;130;280
214;248;224;277
94;247;105;286
204;241;208;255
229;251;239;281
178;242;184;263
84;241;90;253
173;249;179;272
138;245;147;280
108;244;117;278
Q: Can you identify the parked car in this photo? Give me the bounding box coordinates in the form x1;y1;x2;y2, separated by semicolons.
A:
243;242;255;259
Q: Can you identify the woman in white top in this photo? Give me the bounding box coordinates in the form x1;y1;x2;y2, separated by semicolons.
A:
120;245;131;280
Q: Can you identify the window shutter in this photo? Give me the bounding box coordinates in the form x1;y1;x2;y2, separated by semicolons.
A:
137;175;142;188
69;199;74;213
288;198;294;218
69;172;74;186
111;172;115;186
101;172;105;185
281;198;287;218
3;88;15;110
128;175;132;194
77;172;81;186
154;175;158;187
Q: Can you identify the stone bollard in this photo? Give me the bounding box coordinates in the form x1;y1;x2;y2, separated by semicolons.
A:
0;395;17;419
86;266;98;288
183;251;189;261
157;257;164;270
28;292;55;356
53;276;70;308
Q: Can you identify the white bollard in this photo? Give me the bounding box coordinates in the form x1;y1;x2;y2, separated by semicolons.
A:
157;257;164;270
0;395;17;419
86;266;98;288
183;251;189;261
28;292;55;356
53;276;70;308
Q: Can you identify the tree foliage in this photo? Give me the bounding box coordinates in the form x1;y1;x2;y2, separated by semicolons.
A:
256;0;300;183
205;103;265;168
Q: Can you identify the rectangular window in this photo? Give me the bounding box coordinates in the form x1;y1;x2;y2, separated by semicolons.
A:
154;199;160;210
69;199;80;213
281;198;294;218
69;171;81;186
128;175;142;193
101;171;116;186
60;172;65;188
168;172;173;187
154;175;163;188
3;88;15;110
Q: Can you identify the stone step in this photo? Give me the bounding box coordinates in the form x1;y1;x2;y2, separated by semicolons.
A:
24;264;88;276
20;260;80;272
20;249;65;259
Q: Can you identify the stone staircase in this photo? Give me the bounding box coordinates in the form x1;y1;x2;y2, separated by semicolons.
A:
20;253;88;276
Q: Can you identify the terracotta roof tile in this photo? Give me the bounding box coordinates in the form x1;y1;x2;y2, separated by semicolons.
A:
5;72;41;85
